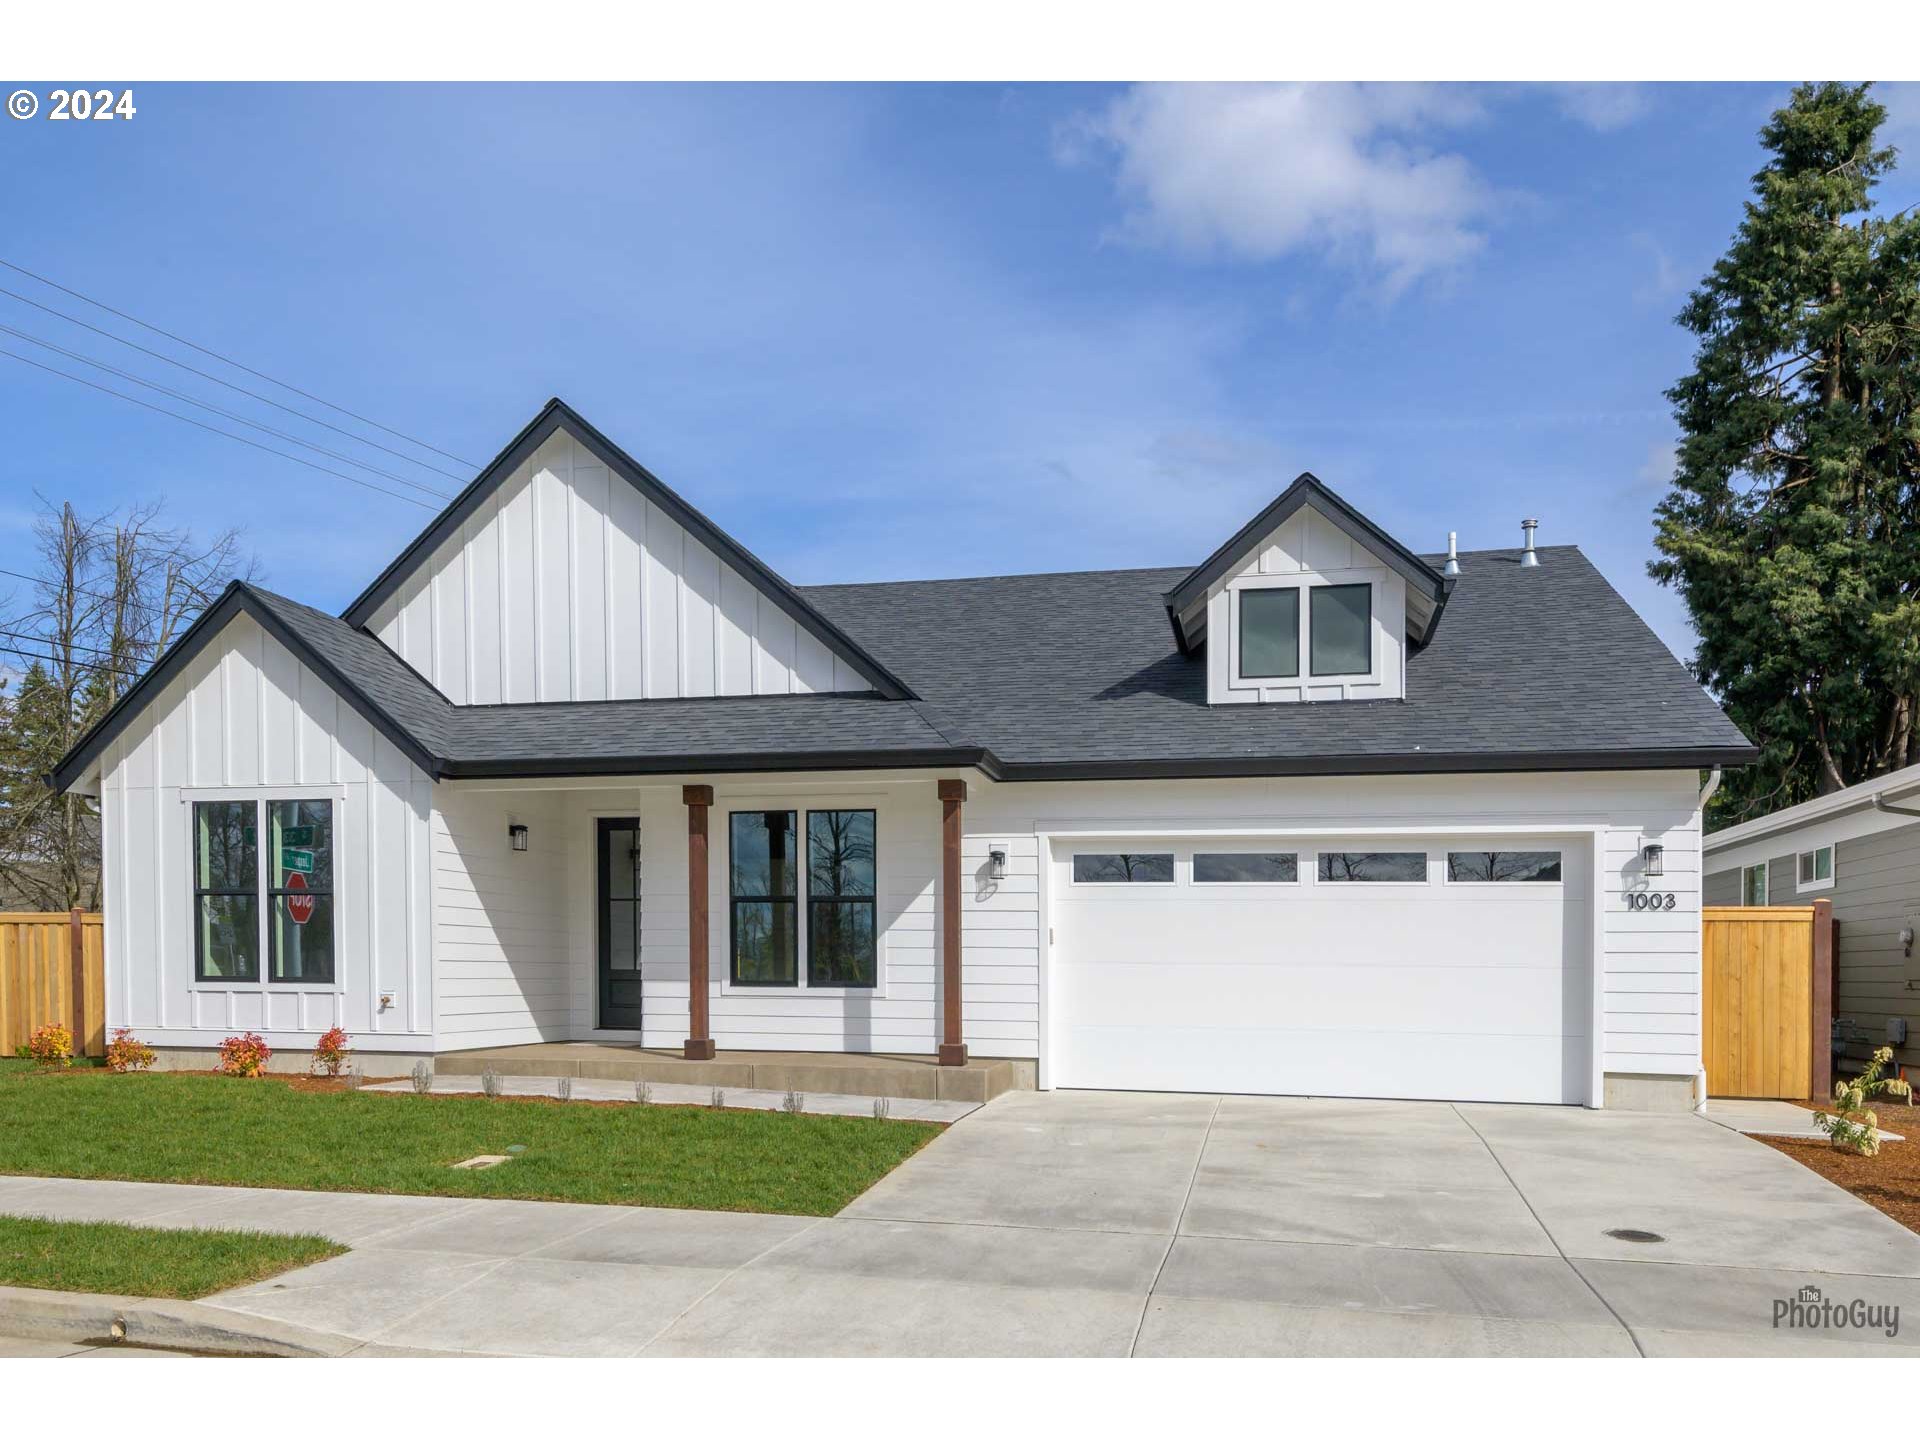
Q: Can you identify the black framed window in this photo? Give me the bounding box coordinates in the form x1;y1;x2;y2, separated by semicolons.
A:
268;800;335;983
1072;853;1175;884
1194;852;1298;883
1238;588;1300;679
194;801;259;982
730;810;798;985
808;810;876;988
1317;851;1427;883
1446;850;1562;883
1309;583;1372;675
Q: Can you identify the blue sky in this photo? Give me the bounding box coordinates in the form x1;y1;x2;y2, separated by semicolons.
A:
3;81;1917;663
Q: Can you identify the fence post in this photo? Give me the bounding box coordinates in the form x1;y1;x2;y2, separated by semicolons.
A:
68;908;86;1056
1811;898;1834;1102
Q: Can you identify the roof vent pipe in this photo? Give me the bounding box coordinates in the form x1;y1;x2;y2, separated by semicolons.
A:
1443;532;1460;578
1520;518;1539;567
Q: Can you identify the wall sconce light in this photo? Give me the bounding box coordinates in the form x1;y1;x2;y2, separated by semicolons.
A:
508;823;529;853
987;847;1007;881
1641;842;1664;877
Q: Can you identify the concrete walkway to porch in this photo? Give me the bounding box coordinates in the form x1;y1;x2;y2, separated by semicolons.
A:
434;1043;1029;1105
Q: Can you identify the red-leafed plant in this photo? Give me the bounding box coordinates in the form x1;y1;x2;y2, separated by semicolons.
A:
310;1026;351;1077
105;1027;157;1073
217;1031;272;1078
26;1023;73;1067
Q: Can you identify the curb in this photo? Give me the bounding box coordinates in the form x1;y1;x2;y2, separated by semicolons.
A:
0;1284;366;1357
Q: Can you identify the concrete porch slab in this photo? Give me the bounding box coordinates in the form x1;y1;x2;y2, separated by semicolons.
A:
364;1073;978;1121
433;1043;1031;1105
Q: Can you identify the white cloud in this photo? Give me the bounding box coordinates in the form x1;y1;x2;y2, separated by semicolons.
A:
1550;83;1651;132
1057;83;1495;298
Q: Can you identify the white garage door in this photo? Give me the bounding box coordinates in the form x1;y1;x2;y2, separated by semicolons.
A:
1050;835;1591;1104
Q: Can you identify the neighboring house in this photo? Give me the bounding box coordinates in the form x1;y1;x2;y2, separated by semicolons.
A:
1704;763;1920;1069
52;399;1754;1109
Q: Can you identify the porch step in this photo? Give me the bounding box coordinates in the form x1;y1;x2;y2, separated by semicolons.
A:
434;1047;1030;1106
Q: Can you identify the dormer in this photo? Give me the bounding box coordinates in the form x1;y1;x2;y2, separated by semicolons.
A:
1165;474;1452;706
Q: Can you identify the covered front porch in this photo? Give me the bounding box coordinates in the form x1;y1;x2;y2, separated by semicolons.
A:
430;769;1034;1087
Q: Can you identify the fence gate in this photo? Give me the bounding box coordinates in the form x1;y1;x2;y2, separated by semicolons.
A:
1701;903;1832;1101
0;910;106;1058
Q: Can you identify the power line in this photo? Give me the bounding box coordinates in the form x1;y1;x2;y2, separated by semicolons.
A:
0;348;442;511
0;283;471;484
0;256;478;470
0;643;142;680
0;565;126;606
0;321;451;500
0;626;135;663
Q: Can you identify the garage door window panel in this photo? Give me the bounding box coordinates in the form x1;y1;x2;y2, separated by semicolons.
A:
1446;850;1562;883
1072;853;1175;884
1317;851;1427;883
1193;852;1299;884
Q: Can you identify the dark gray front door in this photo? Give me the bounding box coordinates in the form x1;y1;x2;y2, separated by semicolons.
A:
598;818;643;1030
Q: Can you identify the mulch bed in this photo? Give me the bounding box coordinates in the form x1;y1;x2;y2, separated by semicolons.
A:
1757;1100;1920;1235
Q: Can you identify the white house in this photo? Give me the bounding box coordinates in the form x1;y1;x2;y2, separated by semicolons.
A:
54;399;1754;1108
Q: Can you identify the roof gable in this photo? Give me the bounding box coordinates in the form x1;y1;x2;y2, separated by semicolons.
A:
1164;473;1451;653
342;399;918;701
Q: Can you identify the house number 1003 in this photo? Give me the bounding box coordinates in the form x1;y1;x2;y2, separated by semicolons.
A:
1627;892;1678;911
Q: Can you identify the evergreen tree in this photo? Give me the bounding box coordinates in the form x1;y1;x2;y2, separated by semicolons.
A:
1652;82;1920;825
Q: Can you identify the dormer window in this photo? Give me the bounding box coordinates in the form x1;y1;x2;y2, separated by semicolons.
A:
1310;584;1372;676
1238;588;1300;678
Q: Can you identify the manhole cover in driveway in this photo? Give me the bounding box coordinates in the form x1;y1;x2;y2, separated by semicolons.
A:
1604;1227;1666;1243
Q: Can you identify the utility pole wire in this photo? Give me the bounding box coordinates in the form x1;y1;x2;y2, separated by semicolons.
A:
0;256;477;469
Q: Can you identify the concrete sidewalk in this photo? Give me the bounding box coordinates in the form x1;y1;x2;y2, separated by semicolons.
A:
1703;1097;1905;1144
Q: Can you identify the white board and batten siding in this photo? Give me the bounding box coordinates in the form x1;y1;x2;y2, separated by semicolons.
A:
367;425;867;705
95;613;434;1051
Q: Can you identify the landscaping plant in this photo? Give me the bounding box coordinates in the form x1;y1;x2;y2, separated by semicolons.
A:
479;1065;502;1099
783;1089;805;1115
216;1031;271;1078
26;1022;73;1068
1816;1046;1914;1156
309;1026;351;1077
410;1059;433;1094
104;1027;156;1073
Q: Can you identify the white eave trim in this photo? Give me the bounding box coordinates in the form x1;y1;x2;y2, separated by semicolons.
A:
1703;758;1920;853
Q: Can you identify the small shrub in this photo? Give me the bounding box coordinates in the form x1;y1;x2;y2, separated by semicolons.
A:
309;1026;351;1077
633;1080;651;1105
216;1032;272;1078
26;1023;74;1068
410;1059;433;1094
345;1066;363;1091
710;1087;726;1109
555;1076;572;1102
782;1089;805;1115
872;1096;891;1121
104;1027;156;1073
480;1066;503;1099
1817;1046;1914;1156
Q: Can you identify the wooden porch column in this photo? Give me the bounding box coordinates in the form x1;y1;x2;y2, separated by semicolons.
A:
937;778;968;1066
683;785;717;1061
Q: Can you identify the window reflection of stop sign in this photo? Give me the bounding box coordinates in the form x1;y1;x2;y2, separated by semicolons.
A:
286;870;314;925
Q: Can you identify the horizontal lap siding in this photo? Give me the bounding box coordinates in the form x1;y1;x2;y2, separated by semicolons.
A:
98;613;433;1050
1830;827;1920;1060
369;426;863;704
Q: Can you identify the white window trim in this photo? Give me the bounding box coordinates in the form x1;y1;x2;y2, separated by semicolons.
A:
1440;849;1567;886
1226;567;1388;693
1796;845;1834;893
182;788;346;996
716;799;888;998
1742;861;1769;906
1189;851;1303;887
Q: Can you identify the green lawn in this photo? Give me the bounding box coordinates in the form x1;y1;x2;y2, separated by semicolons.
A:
0;1214;344;1299
0;1068;940;1214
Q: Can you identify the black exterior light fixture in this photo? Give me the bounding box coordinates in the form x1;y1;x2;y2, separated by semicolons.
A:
1641;842;1664;877
987;847;1008;881
508;823;530;853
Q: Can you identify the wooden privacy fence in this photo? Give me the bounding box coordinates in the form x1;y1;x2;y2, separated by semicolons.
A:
0;911;105;1058
1702;902;1833;1101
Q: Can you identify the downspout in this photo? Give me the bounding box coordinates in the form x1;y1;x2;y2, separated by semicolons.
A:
1694;766;1722;1113
1872;791;1920;820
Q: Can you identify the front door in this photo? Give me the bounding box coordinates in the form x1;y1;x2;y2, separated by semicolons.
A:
598;818;644;1030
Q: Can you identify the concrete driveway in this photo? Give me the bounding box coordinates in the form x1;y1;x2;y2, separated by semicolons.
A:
6;1092;1920;1356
